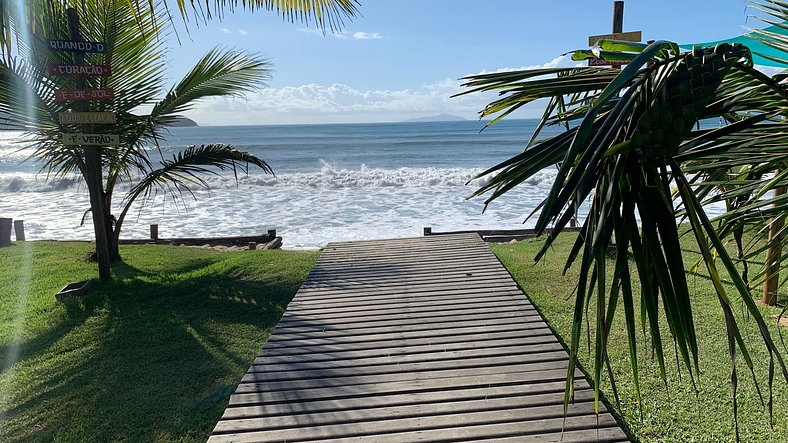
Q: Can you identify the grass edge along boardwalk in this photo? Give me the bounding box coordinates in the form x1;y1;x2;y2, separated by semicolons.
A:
208;233;629;442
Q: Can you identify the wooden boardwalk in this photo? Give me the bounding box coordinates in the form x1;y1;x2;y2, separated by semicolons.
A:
209;233;629;442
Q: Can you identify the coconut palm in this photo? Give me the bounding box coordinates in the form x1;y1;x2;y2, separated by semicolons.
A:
0;0;360;58
457;2;788;438
0;0;272;261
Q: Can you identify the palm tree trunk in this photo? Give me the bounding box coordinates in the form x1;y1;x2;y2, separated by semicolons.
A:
102;193;121;262
762;185;786;305
107;218;120;262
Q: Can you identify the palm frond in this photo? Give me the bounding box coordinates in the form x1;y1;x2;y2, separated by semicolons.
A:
148;47;272;127
463;29;788;437
115;143;272;239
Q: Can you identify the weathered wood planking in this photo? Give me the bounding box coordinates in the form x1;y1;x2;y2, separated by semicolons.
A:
209;233;629;442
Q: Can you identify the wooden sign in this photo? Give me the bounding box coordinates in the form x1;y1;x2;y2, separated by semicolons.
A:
58;112;117;125
588;58;626;67
48;63;112;77
49;39;106;53
54;88;114;102
587;30;642;67
588;31;642;46
62;133;120;146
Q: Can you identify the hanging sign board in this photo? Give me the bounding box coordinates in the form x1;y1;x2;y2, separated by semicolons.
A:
588;31;642;46
62;133;120;146
588;58;626;67
48;39;106;53
587;31;642;67
48;63;112;77
58;112;117;125
54;88;114;102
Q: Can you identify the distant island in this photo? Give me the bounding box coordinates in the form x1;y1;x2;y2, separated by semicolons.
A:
403;114;466;123
167;116;199;127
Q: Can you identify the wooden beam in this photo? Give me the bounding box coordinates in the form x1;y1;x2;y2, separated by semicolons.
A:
613;1;624;33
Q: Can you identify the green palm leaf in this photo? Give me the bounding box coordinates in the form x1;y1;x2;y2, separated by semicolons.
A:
461;17;788;437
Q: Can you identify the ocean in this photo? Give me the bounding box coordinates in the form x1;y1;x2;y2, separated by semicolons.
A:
0;119;576;249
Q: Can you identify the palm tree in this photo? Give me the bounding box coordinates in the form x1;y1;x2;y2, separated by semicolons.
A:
457;2;787;438
0;0;272;262
0;0;361;58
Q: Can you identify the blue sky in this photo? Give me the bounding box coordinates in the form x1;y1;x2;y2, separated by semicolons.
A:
163;0;766;125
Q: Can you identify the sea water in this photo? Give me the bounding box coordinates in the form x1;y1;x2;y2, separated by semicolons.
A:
0;119;579;249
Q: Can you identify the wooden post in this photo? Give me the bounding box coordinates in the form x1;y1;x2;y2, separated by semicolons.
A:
612;1;624;33
67;8;111;281
150;224;159;240
0;218;11;245
14;220;25;241
267;229;277;241
423;227;432;236
248;242;257;250
762;185;786;305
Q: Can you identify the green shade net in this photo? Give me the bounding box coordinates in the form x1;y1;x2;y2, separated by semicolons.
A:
679;23;788;67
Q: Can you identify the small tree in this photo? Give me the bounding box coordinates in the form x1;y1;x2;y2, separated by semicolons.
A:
0;0;273;261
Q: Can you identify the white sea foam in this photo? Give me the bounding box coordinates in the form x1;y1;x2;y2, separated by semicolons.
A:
0;164;561;248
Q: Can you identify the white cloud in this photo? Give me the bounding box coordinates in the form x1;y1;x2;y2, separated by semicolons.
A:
238;29;248;36
185;79;550;126
217;27;231;34
353;32;382;40
469;55;582;76
297;28;348;39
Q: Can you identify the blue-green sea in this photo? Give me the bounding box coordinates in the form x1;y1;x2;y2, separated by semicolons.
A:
0;119;580;248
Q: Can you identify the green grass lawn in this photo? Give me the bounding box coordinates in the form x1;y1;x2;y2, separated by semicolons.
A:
492;235;788;443
4;236;788;442
0;242;318;442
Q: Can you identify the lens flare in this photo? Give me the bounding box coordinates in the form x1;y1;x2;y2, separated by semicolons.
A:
0;0;34;428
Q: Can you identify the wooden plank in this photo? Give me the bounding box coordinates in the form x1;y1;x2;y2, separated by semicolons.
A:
305;257;502;274
289;286;526;307
221;383;590;419
291;280;521;301
299;268;513;288
263;328;557;355
271;314;545;340
250;349;569;375
209;233;627;441
215;389;598;431
285;292;528;315
297;277;517;295
209;412;620;442
251;344;567;373
241;357;568;384
269;309;543;334
266;320;549;347
293;283;522;301
280;298;529;321
324;233;480;247
213;397;602;436
236;366;584;394
230;367;579;405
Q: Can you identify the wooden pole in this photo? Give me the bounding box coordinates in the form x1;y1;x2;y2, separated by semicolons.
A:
267;229;277;241
423;227;432;236
762;185;786;305
0;218;11;245
67;8;111;281
14;220;25;241
612;1;624;33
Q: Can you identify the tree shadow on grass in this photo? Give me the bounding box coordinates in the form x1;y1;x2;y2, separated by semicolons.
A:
0;254;309;443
